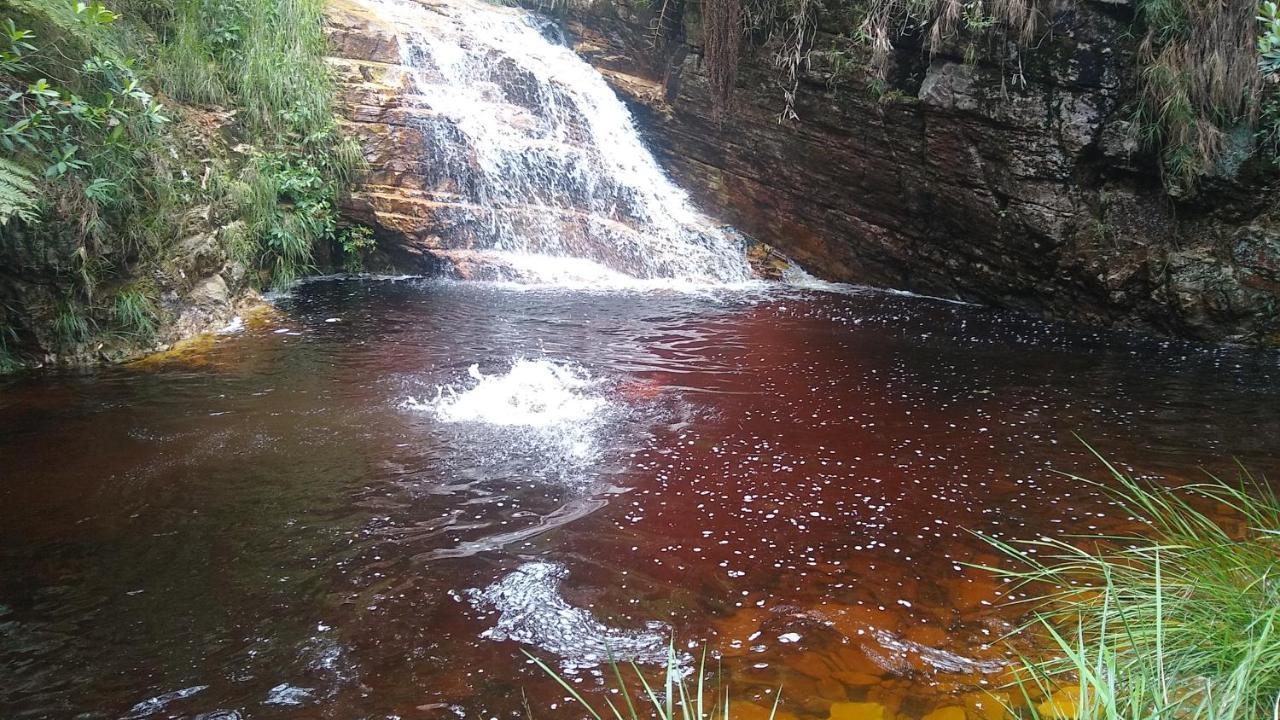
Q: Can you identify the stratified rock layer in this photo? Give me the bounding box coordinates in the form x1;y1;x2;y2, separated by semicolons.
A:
557;0;1280;341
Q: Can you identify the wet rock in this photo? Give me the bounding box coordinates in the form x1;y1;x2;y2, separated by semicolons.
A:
173;230;223;280
917;61;978;113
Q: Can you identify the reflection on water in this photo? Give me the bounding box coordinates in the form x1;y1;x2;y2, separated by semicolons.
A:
1;278;1277;719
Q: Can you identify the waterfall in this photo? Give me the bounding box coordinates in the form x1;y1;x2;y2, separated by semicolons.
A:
361;0;756;285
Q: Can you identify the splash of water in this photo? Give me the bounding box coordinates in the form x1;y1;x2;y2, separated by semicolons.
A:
361;0;755;285
409;360;606;429
402;359;613;475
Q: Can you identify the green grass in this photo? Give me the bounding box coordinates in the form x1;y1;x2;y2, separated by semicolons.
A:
154;8;229;105
52;299;93;348
234;0;335;136
111;284;158;336
525;643;781;720
984;449;1280;720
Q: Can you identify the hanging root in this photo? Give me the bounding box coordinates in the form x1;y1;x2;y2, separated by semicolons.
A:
857;0;1051;79
704;0;744;119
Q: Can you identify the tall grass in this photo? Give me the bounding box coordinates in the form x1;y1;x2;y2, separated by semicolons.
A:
151;0;364;287
234;0;334;136
111;283;158;336
985;451;1280;720
525;644;781;720
154;6;228;105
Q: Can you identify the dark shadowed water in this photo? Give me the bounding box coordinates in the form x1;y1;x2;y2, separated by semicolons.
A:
2;278;1278;720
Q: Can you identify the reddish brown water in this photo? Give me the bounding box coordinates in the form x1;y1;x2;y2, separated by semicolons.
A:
2;279;1278;720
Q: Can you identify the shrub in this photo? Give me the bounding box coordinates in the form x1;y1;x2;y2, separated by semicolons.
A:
338;225;375;273
1;0;364;363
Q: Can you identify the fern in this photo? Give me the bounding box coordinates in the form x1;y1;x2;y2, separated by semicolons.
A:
0;158;41;226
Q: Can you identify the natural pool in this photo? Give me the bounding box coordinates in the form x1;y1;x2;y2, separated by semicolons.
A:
2;278;1278;719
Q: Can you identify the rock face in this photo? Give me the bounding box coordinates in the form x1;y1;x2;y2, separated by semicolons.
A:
325;0;451;273
325;0;1279;341
555;0;1279;341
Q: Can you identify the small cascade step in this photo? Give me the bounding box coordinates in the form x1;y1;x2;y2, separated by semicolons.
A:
343;0;757;285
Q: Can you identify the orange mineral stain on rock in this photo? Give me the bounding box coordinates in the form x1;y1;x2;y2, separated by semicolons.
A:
129;332;222;369
827;701;889;720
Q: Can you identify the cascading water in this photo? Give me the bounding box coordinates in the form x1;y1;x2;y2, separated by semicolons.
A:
361;0;756;285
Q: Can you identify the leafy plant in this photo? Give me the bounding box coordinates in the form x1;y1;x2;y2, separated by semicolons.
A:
1260;1;1280;75
0;157;41;225
233;146;361;287
338;225;375;273
984;450;1280;720
525;643;782;720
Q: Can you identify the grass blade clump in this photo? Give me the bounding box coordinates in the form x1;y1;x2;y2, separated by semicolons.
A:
984;450;1280;720
524;642;781;720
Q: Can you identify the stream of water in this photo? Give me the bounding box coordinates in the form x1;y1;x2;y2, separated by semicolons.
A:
2;279;1279;719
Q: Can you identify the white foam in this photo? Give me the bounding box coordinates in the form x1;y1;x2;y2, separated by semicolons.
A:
123;685;209;718
468;562;674;672
263;684;314;706
408;360;605;429
442;251;770;293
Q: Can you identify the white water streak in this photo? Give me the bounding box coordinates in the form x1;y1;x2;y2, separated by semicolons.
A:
362;0;754;284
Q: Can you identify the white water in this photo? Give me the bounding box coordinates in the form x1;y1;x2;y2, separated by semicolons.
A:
402;359;614;476
407;360;606;429
362;0;756;285
467;562;675;672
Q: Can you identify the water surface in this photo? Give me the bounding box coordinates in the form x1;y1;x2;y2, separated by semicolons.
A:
2;279;1278;719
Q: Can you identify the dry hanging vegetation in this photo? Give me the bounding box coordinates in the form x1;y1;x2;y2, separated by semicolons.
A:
704;0;1264;193
857;0;1051;78
704;0;745;117
1134;0;1260;193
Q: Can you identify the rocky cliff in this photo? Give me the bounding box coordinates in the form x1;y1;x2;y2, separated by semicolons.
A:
555;0;1280;341
323;0;1279;342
